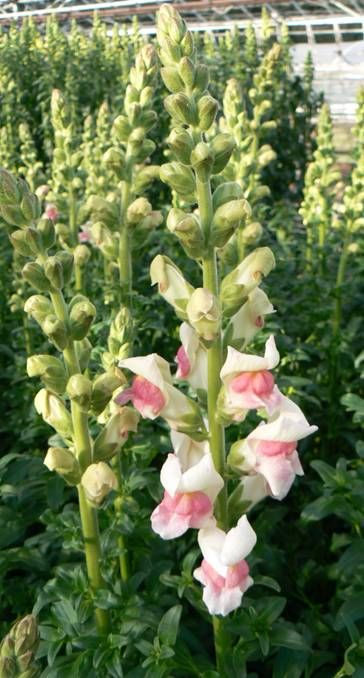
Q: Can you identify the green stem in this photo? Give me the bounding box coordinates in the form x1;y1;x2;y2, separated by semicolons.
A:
332;226;351;336
197;177;229;671
50;289;109;634
23;314;32;356
69;187;82;293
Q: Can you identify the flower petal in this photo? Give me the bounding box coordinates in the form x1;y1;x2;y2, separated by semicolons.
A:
220;515;257;566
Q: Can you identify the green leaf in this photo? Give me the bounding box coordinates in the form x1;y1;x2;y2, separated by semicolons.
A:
271;625;311;652
157;605;182;647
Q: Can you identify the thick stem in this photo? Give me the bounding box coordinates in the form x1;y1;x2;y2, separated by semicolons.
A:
197;177;229;671
69;188;82;293
50;289;109;634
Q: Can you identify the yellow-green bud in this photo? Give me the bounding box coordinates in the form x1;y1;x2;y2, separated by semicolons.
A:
212;182;243;209
167;127;194;165
0;204;28;228
93;408;139;461
193;64;209;93
134;165;160;194
44;256;64;289
165;93;196;126
0;168;20;203
37;218;56;251
178;56;195;88
69;298;96;340
112;115;131;142
74;244;90;267
186;288;220;342
66;374;92;412
22;262;51;292
211;199;251;248
197;95;218;131
161;66;184;93
44;447;81;485
167;208;204;258
211;133;236;174
20;192;41;222
27;355;67;394
91;222;117;259
0;656;16;677
241;222;263;245
42;314;68;350
9;230;33;257
9;615;38;658
160;162;195;196
34;389;73;440
76;338;92;372
220;247;275;316
190;142;214;181
102;147;124;179
24;295;52;325
56;251;74;285
258;145;276;167
24;227;43;256
127;197;152;225
81;462;118;506
91;368;126;415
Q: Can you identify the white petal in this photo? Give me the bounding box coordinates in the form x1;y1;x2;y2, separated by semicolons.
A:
160;454;182;496
248;396;318;442
240;475;269;507
258;455;296;500
161;384;195;428
221;346;268;380
197;526;227;577
263;335;280;369
202;583;243;616
170;430;208;469
118;354;172;391
180;453;224;500
221;515;257;566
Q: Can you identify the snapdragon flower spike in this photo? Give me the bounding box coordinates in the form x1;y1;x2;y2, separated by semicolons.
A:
194;515;257;616
175;322;208;391
151;452;223;539
230;396;318;500
219;335;281;421
116;353;205;435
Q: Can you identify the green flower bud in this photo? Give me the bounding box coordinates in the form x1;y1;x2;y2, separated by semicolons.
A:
258;145;276;167
112;115;131;142
102;147;124;179
81;462;118;506
93;408;139;461
211;133;236;174
127;197;152;225
22;262;51;292
24;227;43;256
161;66;184;93
193;64;209;93
42;314;68;350
165;93;196;126
212;182;243;210
27;354;67;394
67;374;92;412
133;139;155;163
74;244;90;267
0;204;28;228
178;56;195;88
90;222;117;259
167;208;204;258
108;307;133;359
150;254;194;318
0;656;16;678
56;251;74;285
69;299;96;340
16;650;33;672
186;288;220;342
197;95;218;131
160;162;195;196
44;256;64;289
134;165;160;194
20;192;41;222
190;142;214;181
9;616;38;658
0;168;20;203
9;230;33;257
0;635;14;658
221;248;275;317
34;389;73;440
87;195;118;228
24;294;52;325
157;4;187;46
211;199;251;248
37;218;56;251
241;222;263;245
76;338;92;372
250;185;271;201
167;127;194;165
44;447;81;485
91;368;126;415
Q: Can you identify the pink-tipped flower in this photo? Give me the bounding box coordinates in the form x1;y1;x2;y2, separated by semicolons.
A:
175;322;208;391
79;223;93;243
44;203;59;222
227;288;275;349
151;452;223;539
229;396;318;500
194;515;256;616
116;354;204;434
170;429;209;468
219;335;282;421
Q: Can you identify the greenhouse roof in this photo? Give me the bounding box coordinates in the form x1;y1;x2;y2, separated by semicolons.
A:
0;0;363;44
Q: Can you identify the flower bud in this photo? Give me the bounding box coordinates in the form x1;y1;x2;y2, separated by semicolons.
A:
69;298;96;340
190;142;214;181
150;254;194;318
81;462;118;506
224;287;275;350
34;389;73;440
165;93;196;126
44;256;64;289
27;354;67;394
258;145;276;167
0;168;20;204
74;244;90;267
90;222;117;259
197;95;218;131
44;447;81;485
35;184;50;199
211;133;236;174
178;56;195;88
212;182;243;209
102;147;124;179
9;230;33;257
211;199;251;248
37;218;56;250
0;656;16;677
193;64;209;93
134;165;160;194
93;408;139;461
221;247;275;316
186;288;220;342
21;192;41;221
167;208;204;258
161;66;184;93
76;338;92;372
22;262;50;292
108;307;133;359
24;295;52;326
24;227;43;255
0;204;28;228
56;251;74;285
91;368;126;415
42;314;68;350
127;197;152;225
160;162;195;196
66;374;92;412
241;222;263;245
167;127;194;165
112;115;131;142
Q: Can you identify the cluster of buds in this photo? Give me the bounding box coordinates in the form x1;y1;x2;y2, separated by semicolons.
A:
1;168;138;507
0;615;39;678
114;5;318;619
18;122;44;192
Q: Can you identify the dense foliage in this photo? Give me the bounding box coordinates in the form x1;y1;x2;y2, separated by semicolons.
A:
0;8;363;678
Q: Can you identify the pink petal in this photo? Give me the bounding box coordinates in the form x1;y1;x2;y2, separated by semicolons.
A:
257;440;297;457
175;345;191;378
225;560;250;588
